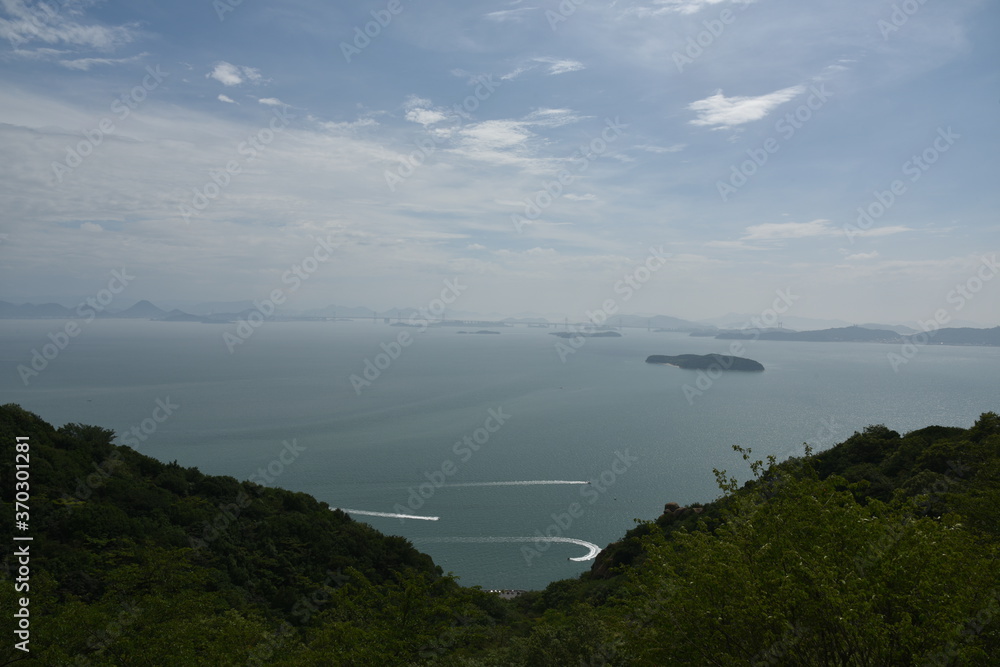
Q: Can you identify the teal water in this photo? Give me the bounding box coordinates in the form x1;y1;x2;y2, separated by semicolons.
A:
2;319;997;589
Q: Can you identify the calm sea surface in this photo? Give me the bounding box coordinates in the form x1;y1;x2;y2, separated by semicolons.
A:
2;319;997;589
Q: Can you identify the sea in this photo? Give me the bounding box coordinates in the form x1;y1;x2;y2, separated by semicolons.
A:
2;318;997;590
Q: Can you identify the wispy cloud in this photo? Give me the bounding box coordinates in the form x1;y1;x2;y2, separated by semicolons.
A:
532;57;585;75
626;0;754;18
218;94;236;104
635;143;686;154
857;225;912;238
58;52;147;70
742;219;837;240
207;61;262;87
484;7;536;22
0;0;138;50
689;85;804;129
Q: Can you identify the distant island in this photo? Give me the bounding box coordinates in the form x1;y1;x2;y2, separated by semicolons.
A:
646;353;765;371
550;331;622;338
711;325;1000;347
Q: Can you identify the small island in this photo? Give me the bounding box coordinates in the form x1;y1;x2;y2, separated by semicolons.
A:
646;353;764;372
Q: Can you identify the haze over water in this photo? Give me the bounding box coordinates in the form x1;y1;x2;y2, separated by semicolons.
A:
2;318;997;589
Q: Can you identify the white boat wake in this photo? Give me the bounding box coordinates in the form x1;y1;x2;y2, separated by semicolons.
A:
335;508;439;521
446;480;590;487
415;536;602;561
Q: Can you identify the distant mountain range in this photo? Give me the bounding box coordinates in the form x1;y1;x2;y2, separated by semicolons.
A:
711;325;1000;347
0;300;995;346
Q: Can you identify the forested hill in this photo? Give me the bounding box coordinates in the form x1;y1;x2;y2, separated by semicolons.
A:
0;404;509;665
2;403;999;665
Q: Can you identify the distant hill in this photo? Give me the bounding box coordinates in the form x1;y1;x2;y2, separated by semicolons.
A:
551;330;622;338
0;300;73;318
905;326;1000;346
859;322;918;334
117;300;169;319
698;313;852;331
711;325;1000;346
717;326;903;343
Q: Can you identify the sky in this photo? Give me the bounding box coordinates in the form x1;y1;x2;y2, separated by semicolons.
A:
0;0;997;325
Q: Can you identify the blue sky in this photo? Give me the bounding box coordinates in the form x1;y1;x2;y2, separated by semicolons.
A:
0;0;997;324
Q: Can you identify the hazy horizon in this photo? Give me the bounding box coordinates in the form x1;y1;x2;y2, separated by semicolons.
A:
2;294;997;330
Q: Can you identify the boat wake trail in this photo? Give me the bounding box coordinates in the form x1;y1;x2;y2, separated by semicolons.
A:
335;509;439;521
447;480;589;487
415;536;602;561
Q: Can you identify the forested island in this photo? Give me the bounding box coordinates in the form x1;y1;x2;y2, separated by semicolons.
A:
3;404;999;664
646;353;765;371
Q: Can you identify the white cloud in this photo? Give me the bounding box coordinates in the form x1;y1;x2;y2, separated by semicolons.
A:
459;120;532;150
845;251;879;260
626;0;753;18
635;144;686;153
218;94;236;104
484;8;535;22
258;97;285;106
742;219;837;240
524;107;584;127
688;85;804;129
500;65;531;81
532;57;585;75
80;222;103;232
564;193;597;201
58;52;147;70
207;62;262;86
857;225;912;238
405;108;448;126
0;0;138;50
319;117;377;132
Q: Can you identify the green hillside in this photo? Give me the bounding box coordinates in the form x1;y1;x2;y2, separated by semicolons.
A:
2;403;998;665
